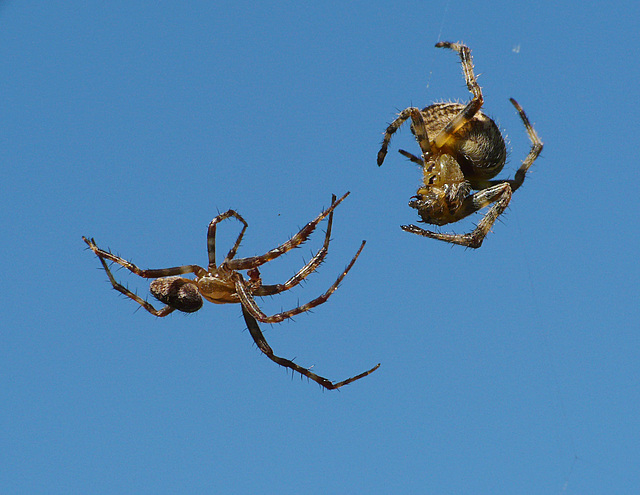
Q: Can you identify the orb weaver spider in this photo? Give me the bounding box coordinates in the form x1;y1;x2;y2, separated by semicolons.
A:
83;192;379;390
377;41;543;248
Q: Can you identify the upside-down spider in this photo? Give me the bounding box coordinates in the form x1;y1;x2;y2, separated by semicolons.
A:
377;41;543;248
83;192;379;390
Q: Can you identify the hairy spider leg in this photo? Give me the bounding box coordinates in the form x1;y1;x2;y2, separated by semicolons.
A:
485;98;543;192
221;192;349;272
431;41;484;150
83;239;184;316
241;305;380;390
397;149;424;166
234;240;366;324
254;194;336;297
207;210;248;271
408;107;433;159
378;107;423;166
83;236;207;279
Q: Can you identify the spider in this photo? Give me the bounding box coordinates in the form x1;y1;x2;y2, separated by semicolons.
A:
83;192;379;390
377;41;543;248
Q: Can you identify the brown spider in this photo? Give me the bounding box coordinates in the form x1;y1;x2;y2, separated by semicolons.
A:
83;192;379;390
377;41;543;248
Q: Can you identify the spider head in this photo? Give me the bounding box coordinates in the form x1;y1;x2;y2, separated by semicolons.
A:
150;276;203;313
409;191;451;226
410;154;470;226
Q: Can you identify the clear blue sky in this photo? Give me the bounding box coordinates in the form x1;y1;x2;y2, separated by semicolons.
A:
2;1;639;493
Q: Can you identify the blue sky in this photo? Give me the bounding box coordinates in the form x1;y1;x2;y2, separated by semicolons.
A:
2;1;639;493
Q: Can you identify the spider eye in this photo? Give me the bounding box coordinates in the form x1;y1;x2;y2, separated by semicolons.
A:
150;277;203;313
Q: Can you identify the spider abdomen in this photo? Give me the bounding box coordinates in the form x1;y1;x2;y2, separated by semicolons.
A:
150;276;203;313
421;103;506;182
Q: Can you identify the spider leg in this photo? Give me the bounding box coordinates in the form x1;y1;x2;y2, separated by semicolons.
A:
206;210;249;270
253;195;336;297
508;98;543;191
234;241;366;323
477;100;543;191
398;149;425;167
83;237;206;278
408;107;433;158
402;182;512;248
93;251;176;317
379;103;444;167
223;192;349;272
378;107;422;166
241;305;380;390
432;41;484;150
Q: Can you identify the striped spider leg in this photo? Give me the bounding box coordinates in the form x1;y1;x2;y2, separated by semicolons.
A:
378;41;543;248
242;306;380;390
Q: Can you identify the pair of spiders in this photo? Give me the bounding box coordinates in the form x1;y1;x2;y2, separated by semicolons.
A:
85;42;542;389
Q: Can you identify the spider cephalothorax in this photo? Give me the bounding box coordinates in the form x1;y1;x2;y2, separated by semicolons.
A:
378;41;543;248
84;193;379;389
